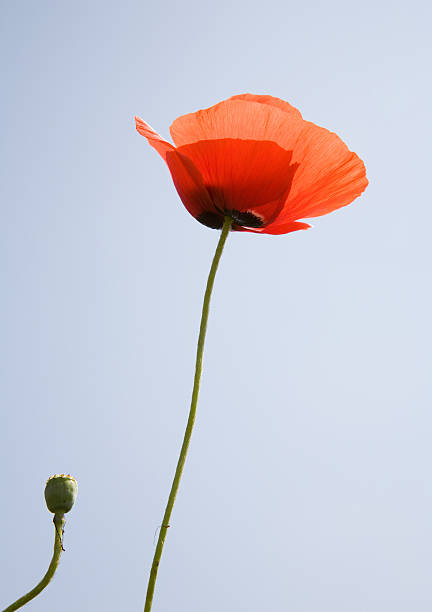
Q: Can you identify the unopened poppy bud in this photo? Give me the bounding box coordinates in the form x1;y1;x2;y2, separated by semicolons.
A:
44;474;78;515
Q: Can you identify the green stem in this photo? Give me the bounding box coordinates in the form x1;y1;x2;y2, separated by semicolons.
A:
144;215;232;612
3;514;65;612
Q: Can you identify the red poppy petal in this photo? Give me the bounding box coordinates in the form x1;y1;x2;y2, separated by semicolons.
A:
170;98;305;151
137;99;368;231
227;94;302;118
236;220;311;234
164;150;216;219
170;99;366;223
135;116;215;220
135;116;175;160
177;138;298;226
279;121;368;220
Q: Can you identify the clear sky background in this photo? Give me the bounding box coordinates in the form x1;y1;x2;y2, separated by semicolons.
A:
1;1;431;610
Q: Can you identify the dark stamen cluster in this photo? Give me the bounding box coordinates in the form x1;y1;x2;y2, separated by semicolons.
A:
226;210;264;228
197;209;264;229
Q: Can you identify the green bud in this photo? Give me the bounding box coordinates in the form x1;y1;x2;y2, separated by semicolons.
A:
44;474;78;515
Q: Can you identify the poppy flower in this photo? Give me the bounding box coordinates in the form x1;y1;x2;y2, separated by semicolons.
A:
135;94;368;234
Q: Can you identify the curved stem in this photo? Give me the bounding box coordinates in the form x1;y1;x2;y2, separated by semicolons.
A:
144;216;232;612
3;514;65;612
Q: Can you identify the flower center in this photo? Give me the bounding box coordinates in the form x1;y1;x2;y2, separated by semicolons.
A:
197;209;264;229
226;210;264;228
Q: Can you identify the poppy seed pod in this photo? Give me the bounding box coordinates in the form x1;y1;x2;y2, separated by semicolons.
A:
44;474;78;515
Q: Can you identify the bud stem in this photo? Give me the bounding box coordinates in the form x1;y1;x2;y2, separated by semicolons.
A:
143;216;232;612
3;514;65;612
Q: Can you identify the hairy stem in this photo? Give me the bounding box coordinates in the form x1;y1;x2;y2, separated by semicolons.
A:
3;513;65;612
144;216;232;612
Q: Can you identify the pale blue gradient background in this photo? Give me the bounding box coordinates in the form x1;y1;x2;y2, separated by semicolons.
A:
1;1;431;610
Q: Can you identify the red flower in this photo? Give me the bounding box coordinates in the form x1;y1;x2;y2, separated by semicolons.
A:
135;94;368;234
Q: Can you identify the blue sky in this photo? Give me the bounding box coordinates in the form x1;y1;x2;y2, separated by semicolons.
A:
1;1;432;610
